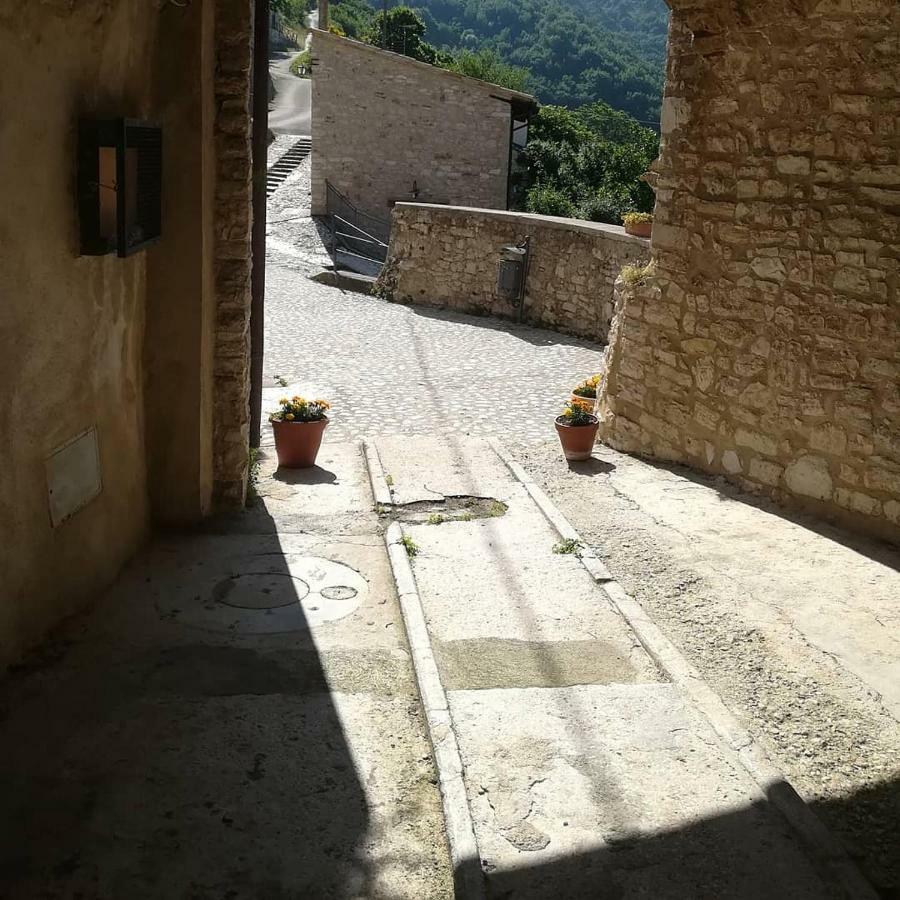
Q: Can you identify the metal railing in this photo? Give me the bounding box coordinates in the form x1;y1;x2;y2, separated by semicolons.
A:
325;181;390;272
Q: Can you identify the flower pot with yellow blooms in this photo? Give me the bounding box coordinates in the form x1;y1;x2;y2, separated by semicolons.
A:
569;374;601;414
555;402;599;462
270;396;331;468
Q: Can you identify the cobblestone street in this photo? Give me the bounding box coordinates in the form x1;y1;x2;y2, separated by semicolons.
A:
262;152;604;447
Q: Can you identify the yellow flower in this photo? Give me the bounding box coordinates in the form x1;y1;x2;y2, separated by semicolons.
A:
285;413;295;421
279;397;289;405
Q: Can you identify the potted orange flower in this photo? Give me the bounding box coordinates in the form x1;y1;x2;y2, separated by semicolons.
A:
270;396;331;468
570;374;601;412
555;402;599;461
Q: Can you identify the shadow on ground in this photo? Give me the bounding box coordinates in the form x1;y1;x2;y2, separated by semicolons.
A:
0;498;373;899
471;777;899;898
406;303;605;351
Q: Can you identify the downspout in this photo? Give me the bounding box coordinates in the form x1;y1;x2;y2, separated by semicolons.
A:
249;0;269;450
506;106;514;211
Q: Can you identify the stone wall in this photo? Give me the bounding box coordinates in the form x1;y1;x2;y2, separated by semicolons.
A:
310;30;534;219
212;0;254;509
379;204;649;342
600;0;900;542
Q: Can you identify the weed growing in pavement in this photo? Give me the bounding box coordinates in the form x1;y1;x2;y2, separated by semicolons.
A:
553;538;583;556
427;514;446;526
401;534;420;557
246;447;261;507
274;374;290;387
385;474;394;486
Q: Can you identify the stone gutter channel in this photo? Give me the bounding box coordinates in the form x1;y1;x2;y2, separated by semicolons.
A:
363;436;877;900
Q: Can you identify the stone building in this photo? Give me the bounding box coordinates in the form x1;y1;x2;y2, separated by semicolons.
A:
600;0;900;543
310;29;536;220
0;0;255;670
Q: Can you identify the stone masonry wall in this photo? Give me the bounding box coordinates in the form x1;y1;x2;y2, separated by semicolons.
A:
379;204;649;343
212;0;254;509
311;30;532;219
600;0;900;542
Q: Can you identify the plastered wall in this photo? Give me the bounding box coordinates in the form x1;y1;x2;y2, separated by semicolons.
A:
0;0;158;669
0;0;254;670
600;0;900;542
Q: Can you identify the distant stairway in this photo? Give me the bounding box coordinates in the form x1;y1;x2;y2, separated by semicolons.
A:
267;137;312;198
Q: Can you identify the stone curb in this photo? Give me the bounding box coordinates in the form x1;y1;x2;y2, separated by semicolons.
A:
489;438;879;900
364;443;484;900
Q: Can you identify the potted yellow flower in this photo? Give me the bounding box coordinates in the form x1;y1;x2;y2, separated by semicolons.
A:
623;211;653;238
270;396;331;468
555;402;599;461
570;374;601;413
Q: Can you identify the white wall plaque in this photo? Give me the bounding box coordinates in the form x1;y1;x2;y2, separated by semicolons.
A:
46;427;102;528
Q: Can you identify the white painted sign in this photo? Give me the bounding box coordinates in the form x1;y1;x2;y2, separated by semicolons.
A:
46;427;102;528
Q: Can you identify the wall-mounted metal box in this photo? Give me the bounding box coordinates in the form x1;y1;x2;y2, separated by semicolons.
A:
497;244;528;302
78;118;162;257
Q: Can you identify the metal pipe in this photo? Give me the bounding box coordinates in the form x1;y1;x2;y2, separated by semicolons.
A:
249;0;269;450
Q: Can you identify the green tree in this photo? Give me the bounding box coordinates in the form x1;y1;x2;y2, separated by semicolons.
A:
446;48;530;93
363;7;444;63
271;0;311;29
330;0;376;38
518;104;658;224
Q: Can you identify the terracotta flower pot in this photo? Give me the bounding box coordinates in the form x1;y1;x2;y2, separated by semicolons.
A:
569;393;596;413
272;418;329;468
625;220;652;238
555;415;599;461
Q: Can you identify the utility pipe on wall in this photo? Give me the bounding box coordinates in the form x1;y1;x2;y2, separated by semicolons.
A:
249;0;269;450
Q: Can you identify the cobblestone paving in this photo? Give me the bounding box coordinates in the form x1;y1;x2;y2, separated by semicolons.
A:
262;158;605;447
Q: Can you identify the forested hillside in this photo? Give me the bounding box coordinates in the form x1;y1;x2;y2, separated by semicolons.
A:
330;0;669;121
414;0;668;122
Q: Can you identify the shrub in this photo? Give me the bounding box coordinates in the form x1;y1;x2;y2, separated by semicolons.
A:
289;49;312;77
577;191;630;225
526;185;576;219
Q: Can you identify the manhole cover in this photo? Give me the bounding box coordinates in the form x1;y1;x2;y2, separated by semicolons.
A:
321;585;358;601
156;556;368;635
215;573;310;610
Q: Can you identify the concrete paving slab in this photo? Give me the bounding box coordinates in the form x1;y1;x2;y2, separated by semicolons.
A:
0;441;453;899
451;685;839;899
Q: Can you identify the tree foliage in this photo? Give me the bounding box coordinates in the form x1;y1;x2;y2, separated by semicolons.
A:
362;7;450;64
414;0;669;122
271;0;312;29
520;102;658;224
445;48;529;93
329;0;377;38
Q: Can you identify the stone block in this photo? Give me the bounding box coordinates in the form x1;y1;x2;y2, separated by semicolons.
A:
784;455;833;500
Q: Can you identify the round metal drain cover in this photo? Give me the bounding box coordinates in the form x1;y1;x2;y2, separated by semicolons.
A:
216;573;310;610
321;585;358;601
157;555;369;635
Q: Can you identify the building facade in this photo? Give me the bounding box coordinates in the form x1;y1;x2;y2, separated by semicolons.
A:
310;29;536;221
